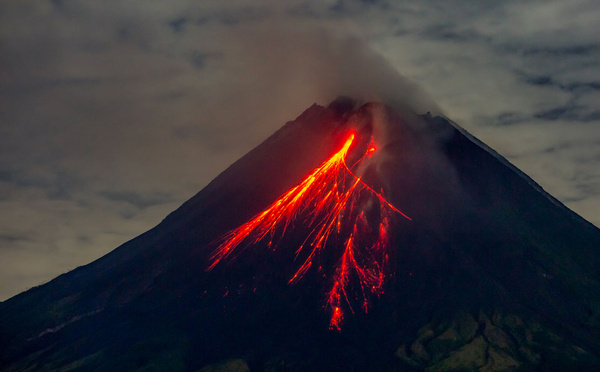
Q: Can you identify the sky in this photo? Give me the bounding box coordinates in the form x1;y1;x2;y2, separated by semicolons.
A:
1;0;599;301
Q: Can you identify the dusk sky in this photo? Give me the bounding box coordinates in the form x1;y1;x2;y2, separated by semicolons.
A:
1;0;599;301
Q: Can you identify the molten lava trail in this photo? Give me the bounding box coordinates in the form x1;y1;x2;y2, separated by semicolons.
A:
208;132;410;330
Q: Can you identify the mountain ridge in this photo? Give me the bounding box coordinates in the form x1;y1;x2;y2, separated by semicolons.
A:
443;114;597;230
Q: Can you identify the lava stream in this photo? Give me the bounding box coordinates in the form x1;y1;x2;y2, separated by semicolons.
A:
208;132;410;330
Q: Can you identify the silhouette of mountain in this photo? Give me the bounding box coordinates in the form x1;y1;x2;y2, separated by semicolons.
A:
1;98;599;371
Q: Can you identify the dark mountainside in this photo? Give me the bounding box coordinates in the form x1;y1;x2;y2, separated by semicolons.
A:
1;98;599;371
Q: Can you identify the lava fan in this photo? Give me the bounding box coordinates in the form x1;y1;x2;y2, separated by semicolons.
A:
208;131;410;330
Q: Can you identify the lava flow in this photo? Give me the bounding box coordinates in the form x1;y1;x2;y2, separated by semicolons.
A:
208;131;410;330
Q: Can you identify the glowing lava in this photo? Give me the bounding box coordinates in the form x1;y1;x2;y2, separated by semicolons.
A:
208;132;410;330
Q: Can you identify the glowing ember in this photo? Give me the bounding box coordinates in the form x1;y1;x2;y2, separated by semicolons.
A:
208;131;410;330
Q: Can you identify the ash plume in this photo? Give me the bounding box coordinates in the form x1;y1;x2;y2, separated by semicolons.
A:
218;17;442;137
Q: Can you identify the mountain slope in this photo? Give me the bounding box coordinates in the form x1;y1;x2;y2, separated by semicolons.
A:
1;98;599;371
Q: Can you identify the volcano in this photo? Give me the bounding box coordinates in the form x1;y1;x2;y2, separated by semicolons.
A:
1;97;599;371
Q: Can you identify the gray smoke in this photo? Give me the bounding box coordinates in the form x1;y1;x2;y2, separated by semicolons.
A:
221;18;442;122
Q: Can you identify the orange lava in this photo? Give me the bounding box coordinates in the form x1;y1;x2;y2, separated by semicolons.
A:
208;132;410;330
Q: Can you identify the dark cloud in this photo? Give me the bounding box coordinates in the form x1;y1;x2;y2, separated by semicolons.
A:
524;75;554;87
188;51;221;70
98;190;173;210
534;107;570;121
0;234;30;244
524;76;600;93
492;112;530;126
518;45;600;57
420;24;483;42
169;17;188;33
534;105;600;122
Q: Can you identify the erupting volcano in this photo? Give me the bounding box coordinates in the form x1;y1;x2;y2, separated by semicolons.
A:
1;98;599;371
208;131;410;330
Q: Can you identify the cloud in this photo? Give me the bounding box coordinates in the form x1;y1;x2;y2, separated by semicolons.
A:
0;0;599;300
472;0;600;49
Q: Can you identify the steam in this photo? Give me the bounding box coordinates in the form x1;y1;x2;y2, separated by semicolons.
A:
217;17;442;142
